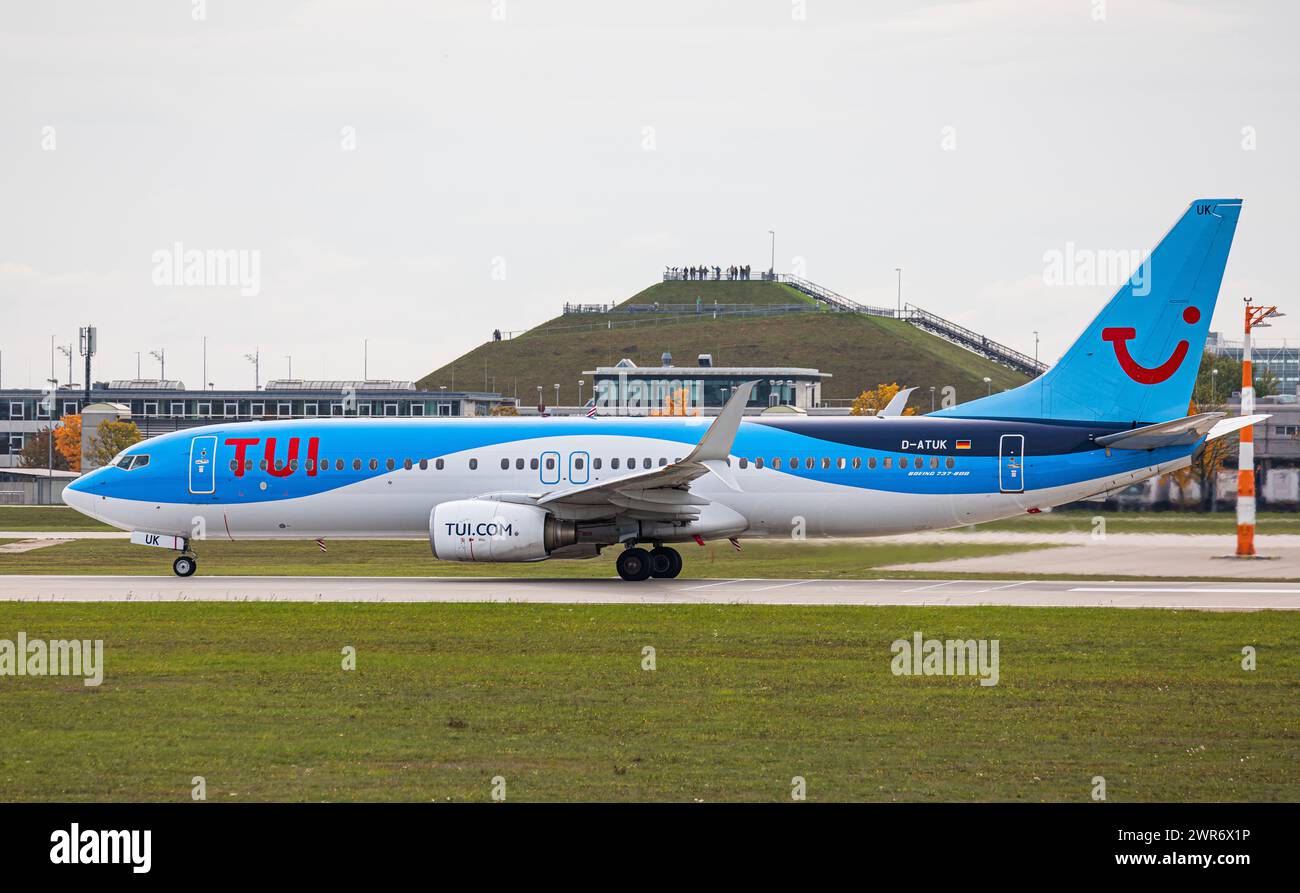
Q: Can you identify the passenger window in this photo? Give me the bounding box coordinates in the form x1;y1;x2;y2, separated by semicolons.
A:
755;457;764;469
500;458;509;470
821;457;831;470
837;458;846;470
404;459;413;470
806;458;815;469
436;458;445;470
883;457;892;469
772;458;781;469
352;459;361;471
469;458;478;470
545;457;555;470
335;459;343;471
419;459;428;470
386;458;395;470
657;458;666;467
594;458;602;470
246;459;253;472
516;458;525;470
930;457;939;469
738;458;748;469
789;457;798;469
868;457;877;469
643;458;652;469
946;457;955;469
612;458;620;470
229;459;238;472
369;458;378;471
575;457;585;470
851;457;860;470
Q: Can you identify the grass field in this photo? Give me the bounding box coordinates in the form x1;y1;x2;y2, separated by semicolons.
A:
417;281;1028;402
0;506;115;532
0;602;1294;802
977;509;1300;535
0;537;1049;577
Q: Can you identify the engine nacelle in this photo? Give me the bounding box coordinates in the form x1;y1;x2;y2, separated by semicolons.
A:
430;500;576;562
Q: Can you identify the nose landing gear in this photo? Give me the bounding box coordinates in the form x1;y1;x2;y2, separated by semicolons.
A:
172;554;198;577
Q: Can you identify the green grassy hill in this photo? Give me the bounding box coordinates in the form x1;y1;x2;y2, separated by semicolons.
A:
420;281;1029;406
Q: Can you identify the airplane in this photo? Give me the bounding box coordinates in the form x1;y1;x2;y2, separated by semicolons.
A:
63;198;1264;581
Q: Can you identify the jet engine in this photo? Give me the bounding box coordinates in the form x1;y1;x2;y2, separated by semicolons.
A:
430;500;577;562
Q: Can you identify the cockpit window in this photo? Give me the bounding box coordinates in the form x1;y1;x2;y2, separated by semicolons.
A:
117;454;150;470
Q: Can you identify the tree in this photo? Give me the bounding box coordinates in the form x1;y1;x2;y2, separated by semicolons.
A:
490;404;519;416
86;420;143;468
850;383;918;416
1164;400;1233;510
1193;351;1275;407
17;427;70;471
53;414;82;472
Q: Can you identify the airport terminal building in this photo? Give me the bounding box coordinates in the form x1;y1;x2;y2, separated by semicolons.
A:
0;379;508;468
584;354;830;413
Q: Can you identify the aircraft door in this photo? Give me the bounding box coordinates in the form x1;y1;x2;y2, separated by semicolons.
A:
999;434;1025;494
189;435;218;495
568;451;590;485
539;450;561;485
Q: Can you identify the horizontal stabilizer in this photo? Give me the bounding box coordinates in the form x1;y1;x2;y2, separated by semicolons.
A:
1206;413;1271;443
1095;412;1225;450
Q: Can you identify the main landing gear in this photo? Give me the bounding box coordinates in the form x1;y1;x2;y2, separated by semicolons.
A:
616;545;682;581
172;554;198;577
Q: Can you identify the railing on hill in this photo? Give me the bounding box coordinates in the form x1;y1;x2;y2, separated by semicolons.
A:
643;270;1048;377
902;303;1047;377
563;301;814;316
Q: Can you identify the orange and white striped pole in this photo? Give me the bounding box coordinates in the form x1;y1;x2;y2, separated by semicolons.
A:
1237;298;1280;557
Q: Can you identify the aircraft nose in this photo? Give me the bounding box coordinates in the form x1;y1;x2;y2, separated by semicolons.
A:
61;476;92;512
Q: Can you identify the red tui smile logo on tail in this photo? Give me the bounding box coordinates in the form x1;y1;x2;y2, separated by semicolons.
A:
1101;306;1200;384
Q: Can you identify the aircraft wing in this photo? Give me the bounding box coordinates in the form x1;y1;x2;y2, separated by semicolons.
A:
1094;411;1228;450
532;381;757;520
1205;413;1271;442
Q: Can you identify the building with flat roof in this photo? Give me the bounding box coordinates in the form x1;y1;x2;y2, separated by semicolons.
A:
1208;332;1300;396
0;379;508;468
584;354;829;414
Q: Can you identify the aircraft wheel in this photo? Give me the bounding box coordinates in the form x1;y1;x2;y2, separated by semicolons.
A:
173;555;197;578
617;547;652;582
649;547;682;579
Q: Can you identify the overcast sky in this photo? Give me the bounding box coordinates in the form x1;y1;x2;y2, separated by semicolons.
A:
2;0;1296;391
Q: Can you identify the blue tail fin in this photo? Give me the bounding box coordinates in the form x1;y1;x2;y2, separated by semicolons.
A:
935;198;1242;424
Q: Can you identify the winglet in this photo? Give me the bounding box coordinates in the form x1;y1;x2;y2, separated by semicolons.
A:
879;387;916;418
685;380;757;463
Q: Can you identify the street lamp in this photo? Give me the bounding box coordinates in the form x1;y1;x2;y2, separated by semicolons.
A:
929;385;936;412
554;383;561;407
983;376;992;396
1033;330;1039;366
578;379;585;407
285;355;293;380
894;267;902;317
150;348;165;380
768;230;775;277
244;349;260;390
1211;367;1219;405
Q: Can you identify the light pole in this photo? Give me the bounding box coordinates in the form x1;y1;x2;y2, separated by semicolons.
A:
536;385;543;410
768;230;775;277
1236;297;1285;557
244;349;260;390
46;378;58;499
285;355;293;380
150;348;165;380
554;383;561;407
894;267;902;317
57;344;73;385
135;351;142;380
578;379;585;406
929;385;936;412
1033;330;1039;366
1211;367;1219;405
983;376;992;396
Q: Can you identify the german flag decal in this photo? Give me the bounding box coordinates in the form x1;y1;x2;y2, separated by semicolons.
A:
955;439;972;450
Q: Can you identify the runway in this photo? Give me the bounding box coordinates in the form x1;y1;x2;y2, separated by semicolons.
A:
1;575;1298;610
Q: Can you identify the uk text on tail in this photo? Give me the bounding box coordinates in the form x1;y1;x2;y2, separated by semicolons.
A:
936;198;1242;424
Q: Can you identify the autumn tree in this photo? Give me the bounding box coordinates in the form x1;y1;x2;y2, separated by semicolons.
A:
53;414;82;472
1165;401;1233;509
850;382;918;416
86;419;143;468
17;428;70;471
